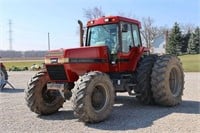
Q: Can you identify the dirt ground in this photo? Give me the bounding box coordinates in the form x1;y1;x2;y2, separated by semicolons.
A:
0;72;200;133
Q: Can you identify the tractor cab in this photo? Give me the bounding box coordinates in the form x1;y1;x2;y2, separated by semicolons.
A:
83;16;146;72
85;16;142;54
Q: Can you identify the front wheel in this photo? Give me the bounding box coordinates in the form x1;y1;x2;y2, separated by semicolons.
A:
25;70;65;115
72;71;115;123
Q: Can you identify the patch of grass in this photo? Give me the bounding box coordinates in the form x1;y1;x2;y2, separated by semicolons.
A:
178;54;200;72
3;60;44;70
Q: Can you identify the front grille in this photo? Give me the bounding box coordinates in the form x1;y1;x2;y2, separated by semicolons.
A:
46;65;67;80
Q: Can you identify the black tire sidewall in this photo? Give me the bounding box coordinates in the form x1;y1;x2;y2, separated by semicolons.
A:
26;71;64;114
84;74;114;121
72;71;115;123
151;55;184;106
163;57;184;101
135;55;157;104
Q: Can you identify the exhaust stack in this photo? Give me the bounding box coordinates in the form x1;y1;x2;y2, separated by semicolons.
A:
78;20;84;47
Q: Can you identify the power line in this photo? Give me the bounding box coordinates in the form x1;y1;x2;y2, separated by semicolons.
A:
8;19;13;50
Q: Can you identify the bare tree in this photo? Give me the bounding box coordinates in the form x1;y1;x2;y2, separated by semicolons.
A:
83;6;105;20
180;23;195;34
78;7;105;41
140;17;161;48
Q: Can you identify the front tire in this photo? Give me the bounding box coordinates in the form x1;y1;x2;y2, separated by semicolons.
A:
151;55;184;106
72;71;115;123
25;70;65;115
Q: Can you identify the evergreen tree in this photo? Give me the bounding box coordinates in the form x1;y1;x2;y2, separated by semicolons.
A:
188;33;196;54
188;27;200;54
181;31;190;53
194;27;200;53
166;22;182;55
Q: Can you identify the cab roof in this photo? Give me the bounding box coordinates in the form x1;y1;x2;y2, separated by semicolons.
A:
87;16;141;28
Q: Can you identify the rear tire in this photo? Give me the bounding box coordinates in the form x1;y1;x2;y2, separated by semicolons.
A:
25;70;65;115
134;55;157;104
151;55;184;106
0;65;8;89
72;71;115;123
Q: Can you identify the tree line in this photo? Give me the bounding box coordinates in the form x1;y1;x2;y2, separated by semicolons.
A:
166;23;199;55
0;50;47;58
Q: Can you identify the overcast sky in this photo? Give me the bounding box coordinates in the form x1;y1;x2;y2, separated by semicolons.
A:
0;0;199;51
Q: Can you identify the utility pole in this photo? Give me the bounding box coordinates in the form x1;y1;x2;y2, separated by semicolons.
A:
8;19;13;50
48;32;50;50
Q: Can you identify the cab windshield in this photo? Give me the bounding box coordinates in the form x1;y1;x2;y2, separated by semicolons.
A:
87;24;119;54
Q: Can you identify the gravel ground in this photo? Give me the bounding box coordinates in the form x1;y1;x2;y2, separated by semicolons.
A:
0;71;200;133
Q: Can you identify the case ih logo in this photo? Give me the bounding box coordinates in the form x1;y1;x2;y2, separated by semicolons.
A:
50;58;58;64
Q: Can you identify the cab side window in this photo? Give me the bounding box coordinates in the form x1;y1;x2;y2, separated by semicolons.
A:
132;24;141;47
121;23;133;53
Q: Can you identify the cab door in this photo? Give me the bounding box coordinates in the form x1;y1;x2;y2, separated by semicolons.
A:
117;22;144;72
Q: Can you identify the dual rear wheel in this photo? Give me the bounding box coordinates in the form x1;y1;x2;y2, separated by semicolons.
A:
151;55;184;106
135;54;184;106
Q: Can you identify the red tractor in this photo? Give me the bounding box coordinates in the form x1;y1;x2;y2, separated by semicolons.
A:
25;16;184;123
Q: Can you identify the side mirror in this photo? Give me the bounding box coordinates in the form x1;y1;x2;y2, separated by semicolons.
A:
122;24;128;32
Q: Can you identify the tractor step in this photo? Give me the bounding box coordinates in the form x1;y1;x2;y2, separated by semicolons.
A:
129;93;141;96
127;83;136;87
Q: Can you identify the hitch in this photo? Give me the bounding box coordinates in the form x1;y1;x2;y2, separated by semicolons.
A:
47;83;72;100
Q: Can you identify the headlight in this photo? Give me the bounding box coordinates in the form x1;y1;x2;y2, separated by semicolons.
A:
59;58;69;63
45;58;69;64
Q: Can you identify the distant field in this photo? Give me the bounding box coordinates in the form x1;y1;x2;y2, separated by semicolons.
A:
1;54;200;72
2;60;44;70
178;54;200;72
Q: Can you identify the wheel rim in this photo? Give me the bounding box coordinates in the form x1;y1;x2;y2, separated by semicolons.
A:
91;84;108;112
169;67;181;96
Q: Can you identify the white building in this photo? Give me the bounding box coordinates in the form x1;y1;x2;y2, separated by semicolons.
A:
151;34;166;54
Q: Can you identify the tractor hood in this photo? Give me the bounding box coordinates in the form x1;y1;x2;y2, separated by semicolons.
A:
45;46;110;82
45;46;109;64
